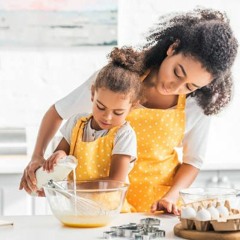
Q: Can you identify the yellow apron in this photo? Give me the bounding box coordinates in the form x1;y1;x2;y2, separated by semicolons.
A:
68;115;119;180
126;94;186;212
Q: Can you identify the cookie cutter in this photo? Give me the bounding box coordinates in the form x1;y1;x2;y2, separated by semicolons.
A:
103;231;117;239
103;217;165;239
140;218;160;225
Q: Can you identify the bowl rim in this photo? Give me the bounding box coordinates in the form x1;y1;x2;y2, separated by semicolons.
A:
43;179;129;193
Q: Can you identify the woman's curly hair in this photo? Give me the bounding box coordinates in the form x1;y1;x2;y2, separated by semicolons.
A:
143;7;238;115
94;47;144;103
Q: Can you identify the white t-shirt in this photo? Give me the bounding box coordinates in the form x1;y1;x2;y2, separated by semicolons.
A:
60;113;137;162
60;113;137;182
55;71;212;169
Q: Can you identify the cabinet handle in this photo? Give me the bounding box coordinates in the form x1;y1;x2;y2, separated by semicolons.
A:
206;176;218;187
218;176;233;188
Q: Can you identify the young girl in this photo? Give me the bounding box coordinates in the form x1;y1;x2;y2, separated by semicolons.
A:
20;8;238;214
41;47;142;184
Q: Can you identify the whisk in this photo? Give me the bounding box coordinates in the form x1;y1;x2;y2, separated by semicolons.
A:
47;180;106;216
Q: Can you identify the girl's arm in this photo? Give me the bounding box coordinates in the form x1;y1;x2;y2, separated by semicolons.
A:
42;138;70;172
19;105;63;194
151;163;199;215
107;123;137;182
108;154;132;182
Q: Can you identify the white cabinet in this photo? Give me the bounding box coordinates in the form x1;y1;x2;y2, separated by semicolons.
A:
0;174;31;215
0;173;51;216
191;170;240;189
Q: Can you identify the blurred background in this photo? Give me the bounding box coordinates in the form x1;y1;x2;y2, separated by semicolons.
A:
0;0;239;216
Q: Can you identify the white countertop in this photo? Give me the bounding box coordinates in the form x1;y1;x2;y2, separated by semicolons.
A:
0;213;184;240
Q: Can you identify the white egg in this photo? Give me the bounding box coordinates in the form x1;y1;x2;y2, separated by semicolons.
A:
181;206;196;219
196;208;211;221
217;205;229;218
207;206;220;220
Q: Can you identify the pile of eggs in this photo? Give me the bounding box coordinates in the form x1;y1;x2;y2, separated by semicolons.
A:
180;200;240;231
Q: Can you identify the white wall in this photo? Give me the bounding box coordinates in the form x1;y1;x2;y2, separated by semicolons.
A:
118;0;240;169
0;0;239;169
0;47;112;127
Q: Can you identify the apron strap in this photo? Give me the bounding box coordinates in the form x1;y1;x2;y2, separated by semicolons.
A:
176;94;186;110
70;115;92;155
140;69;151;82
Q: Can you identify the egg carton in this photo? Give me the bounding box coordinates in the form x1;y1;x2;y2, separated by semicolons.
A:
180;199;240;232
210;214;240;231
181;214;240;232
180;218;212;232
184;198;218;211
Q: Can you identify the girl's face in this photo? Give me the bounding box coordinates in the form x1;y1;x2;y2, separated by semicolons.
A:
156;46;213;95
91;87;133;130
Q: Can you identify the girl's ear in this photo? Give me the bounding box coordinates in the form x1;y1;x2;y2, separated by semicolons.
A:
167;39;180;56
91;85;95;102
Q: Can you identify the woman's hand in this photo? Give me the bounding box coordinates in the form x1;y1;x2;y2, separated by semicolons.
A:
150;197;180;215
151;164;199;215
42;150;67;172
19;154;45;194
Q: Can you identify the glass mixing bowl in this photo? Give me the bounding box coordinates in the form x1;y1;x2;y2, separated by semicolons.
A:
43;180;129;228
179;187;240;208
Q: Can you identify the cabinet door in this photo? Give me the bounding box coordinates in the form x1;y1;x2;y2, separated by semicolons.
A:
0;174;32;215
0;173;52;216
192;170;240;189
218;171;240;189
191;170;218;188
32;196;52;215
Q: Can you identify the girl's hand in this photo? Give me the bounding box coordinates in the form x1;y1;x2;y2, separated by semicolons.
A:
42;150;67;172
150;198;180;216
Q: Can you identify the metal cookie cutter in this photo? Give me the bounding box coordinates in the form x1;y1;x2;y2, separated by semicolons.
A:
103;231;117;239
103;217;165;239
140;218;161;226
155;229;166;238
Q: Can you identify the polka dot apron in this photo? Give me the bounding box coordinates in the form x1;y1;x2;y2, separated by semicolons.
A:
68;115;119;180
125;94;186;212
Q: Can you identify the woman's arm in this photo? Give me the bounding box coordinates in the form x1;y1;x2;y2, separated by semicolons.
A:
19;105;63;194
151;98;211;215
151;163;199;215
19;71;97;194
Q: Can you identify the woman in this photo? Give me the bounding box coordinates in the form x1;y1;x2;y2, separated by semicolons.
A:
20;8;238;214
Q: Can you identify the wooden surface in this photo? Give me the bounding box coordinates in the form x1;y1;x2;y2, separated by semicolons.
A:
174;223;240;240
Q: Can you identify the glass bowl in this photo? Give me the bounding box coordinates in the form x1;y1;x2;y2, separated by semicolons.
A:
179;187;240;208
43;180;128;228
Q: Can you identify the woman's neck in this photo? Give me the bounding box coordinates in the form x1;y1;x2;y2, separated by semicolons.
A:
141;69;178;109
141;87;178;109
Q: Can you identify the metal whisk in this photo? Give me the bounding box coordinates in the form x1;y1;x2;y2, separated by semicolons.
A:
47;180;106;216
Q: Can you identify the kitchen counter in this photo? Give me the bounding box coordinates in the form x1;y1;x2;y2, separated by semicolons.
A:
0;213;184;240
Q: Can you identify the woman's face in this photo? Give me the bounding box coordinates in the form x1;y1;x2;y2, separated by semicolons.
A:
156;47;213;95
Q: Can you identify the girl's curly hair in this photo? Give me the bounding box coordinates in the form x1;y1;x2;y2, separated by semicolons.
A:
143;7;238;115
94;47;144;103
